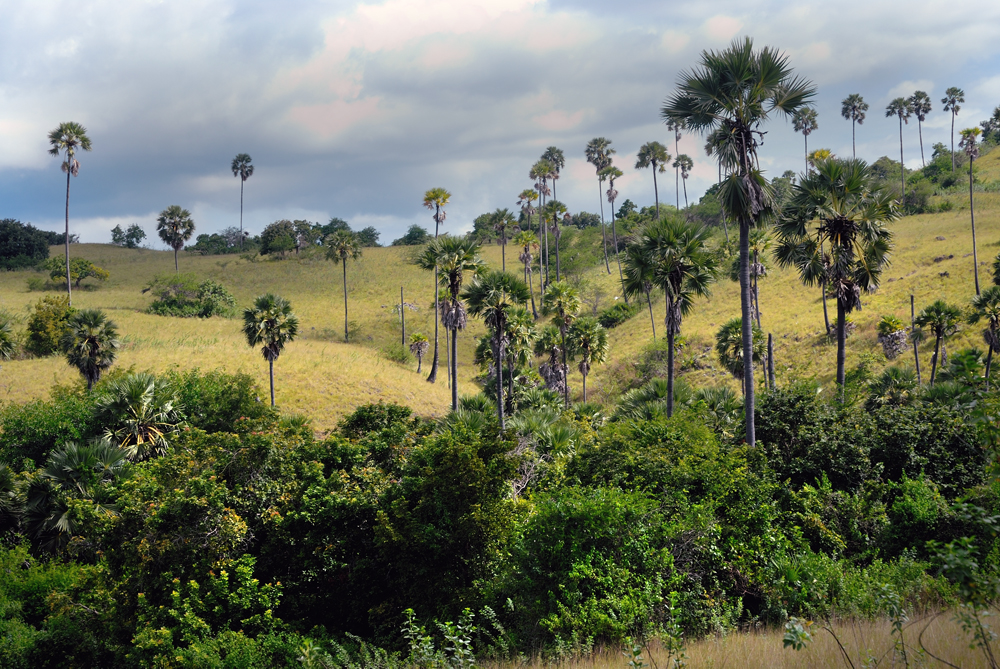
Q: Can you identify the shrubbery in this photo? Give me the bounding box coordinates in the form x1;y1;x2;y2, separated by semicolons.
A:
25;295;74;357
0;219;60;271
597;300;641;328
144;273;237;318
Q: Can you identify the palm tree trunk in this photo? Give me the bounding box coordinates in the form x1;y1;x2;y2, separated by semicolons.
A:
445;323;451;389
767;333;776;390
64;167;72;306
554;230;561;281
427;269;439;383
239;178;245;251
561;325;569;408
911;295;922;384
918;119;926;167
675;142;680;209
753;250;762;329
852;119;856;160
970;158;980;295
931;334;941;385
582;367;588;402
269;358;275;406
667;325;675;418
598;181;611;274
417;354;422;374
507;356;514;413
985;346;993;390
821;280;831;335
501;241;505;272
804;133;808;173
646;289;656;340
682;177;688;209
174;248;179;273
451;326;458;411
401;286;405;346
898;116;906;202
951;112;956;172
836;300;846;400
739;221;756;446
343;262;349;342
527;264;538;319
653;168;660;220
611;209;626;304
495;338;505;429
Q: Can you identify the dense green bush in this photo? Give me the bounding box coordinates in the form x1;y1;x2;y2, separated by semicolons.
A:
0;219;58;271
0;392;97;469
145;274;237;318
24;295;74;356
597;300;641;328
165;369;276;433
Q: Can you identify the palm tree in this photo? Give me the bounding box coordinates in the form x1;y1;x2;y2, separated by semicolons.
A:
663;37;815;446
242;293;299;406
599;165;627;299
0;315;14;361
422;187;451;384
647;218;716;416
61;309;119;390
541;146;566;202
715;317;765;391
543;199;569;281
776;158;898;394
515;230;540;318
156;205;196;272
541;281;581;408
48;122;93;306
970;286;1000;389
503;306;537;411
914;300;962;385
942;87;965;172
416;237;484;411
516;189;539;286
585;137;615;273
909;91;933;167
231;153;254;250
325;230;362;342
885;97;913;200
491;207;517;272
622;233;660;340
665;119;685;208
462;269;530;428
567;317;609;402
529;160;555;286
840;94;869;159
94;372;184;461
635;141;671;220
792;107;819;173
409;333;429;373
674;154;694;208
960;127;982;295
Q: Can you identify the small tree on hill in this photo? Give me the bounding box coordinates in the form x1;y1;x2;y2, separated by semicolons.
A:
325;230;362;342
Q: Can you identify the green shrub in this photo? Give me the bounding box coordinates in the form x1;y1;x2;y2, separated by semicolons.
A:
0;393;97;468
597;301;641;328
164;369;277;433
145;273;237;318
42;257;109;287
25;295;74;356
380;342;412;364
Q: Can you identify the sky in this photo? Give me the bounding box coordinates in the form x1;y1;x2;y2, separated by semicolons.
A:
3;0;1000;246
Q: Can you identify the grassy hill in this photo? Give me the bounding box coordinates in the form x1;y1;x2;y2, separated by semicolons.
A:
2;150;998;428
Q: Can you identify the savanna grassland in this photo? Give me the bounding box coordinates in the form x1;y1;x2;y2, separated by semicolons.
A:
2;147;999;425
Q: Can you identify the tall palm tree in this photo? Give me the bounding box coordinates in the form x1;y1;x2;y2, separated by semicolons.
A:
409;333;429;373
422;187;451;384
792;107;818;173
156;205;196;272
242;293;299;406
462;269;530;428
665;119;685;209
516;189;539;291
942;87;965;172
541;281;581;408
61;309;119;390
585;137;615;273
231;153;254;250
567;317;609;402
960;127;982;295
909;91;933;167
541;146;566;202
325;230;362;342
529;160;555;286
635;141;671;220
663;37;815;446
970;286;1000;389
885;97;913;200
515;230;540;318
94;372;184;461
599;165;627;299
417;237;484;411
776;158;898;395
48;122;92;306
491;207;516;271
543;199;569;281
914;300;962;385
840;94;869;159
674;154;694;208
646;218;716;416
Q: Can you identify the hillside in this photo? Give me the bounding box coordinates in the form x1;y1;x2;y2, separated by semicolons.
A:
1;150;998;428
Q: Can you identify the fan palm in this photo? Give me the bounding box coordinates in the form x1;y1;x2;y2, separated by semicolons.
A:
515;230;540;318
61;309;119;390
792;107;819;173
598;165;627;298
567;317;609;402
156;205;196;272
409;332;429;373
970;286;1000;389
0;315;14;361
840;94;869;159
325;230;362;342
673;154;694;208
776;158;898;394
231;153;254;250
416;236;484;411
462;269;530;428
422;187;451;384
541;281;582;408
885;98;913;200
585;137;615;273
541;146;566;202
909;91;932;167
534;324;565;397
491;207;517;272
622;235;659;340
914;300;962;385
94;372;185;461
242;293;299;406
662;37;815;445
543;200;569;281
635;141;671;220
960;127;982;295
942;87;965;172
665;119;685;208
529;160;555;286
48;122;92;306
715;317;766;388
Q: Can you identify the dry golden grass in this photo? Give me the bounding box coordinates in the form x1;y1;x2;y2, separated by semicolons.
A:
486;613;993;668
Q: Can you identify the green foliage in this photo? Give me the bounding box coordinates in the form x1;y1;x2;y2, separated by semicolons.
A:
0;392;98;469
110;223;146;249
25;295;74;356
259;220;298;256
392;225;430;246
164;368;277;433
43;256;109;287
877;314;906;337
0;219;57;270
145;273;237;318
597;301;640;328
